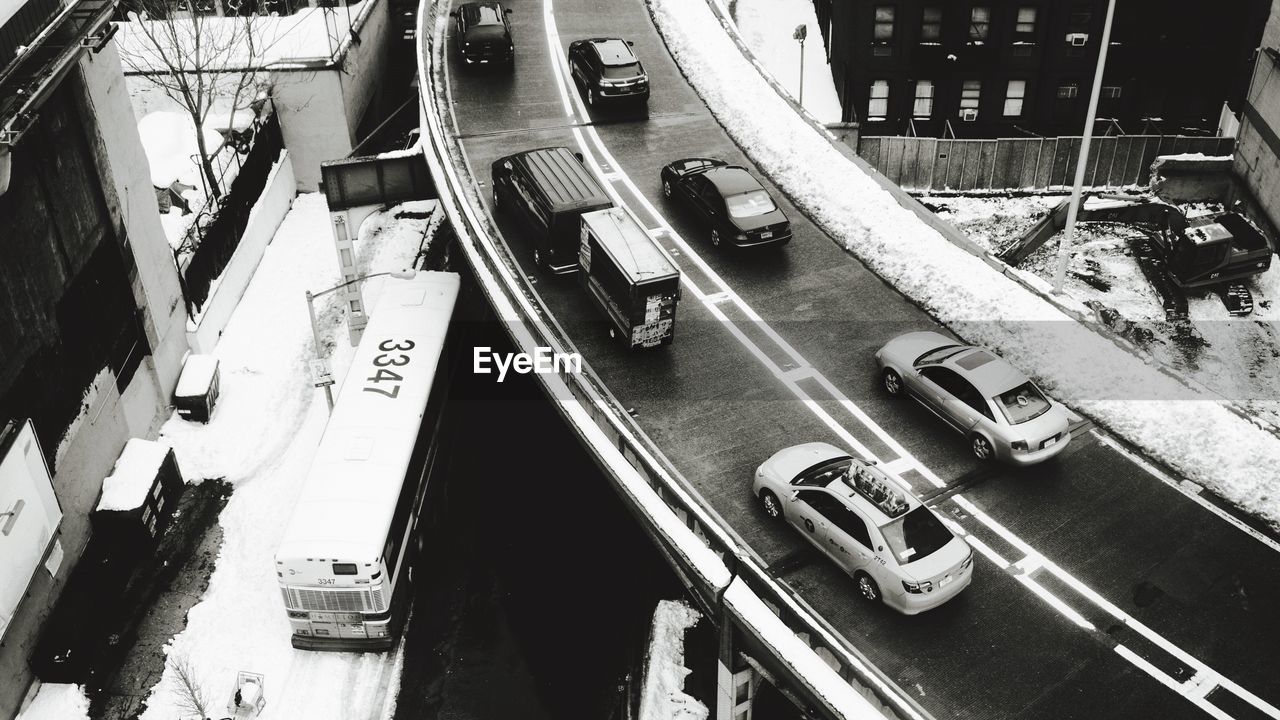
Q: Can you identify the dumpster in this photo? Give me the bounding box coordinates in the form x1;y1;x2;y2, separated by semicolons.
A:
578;207;681;349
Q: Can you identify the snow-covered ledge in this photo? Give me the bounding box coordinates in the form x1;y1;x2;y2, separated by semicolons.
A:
649;0;1280;531
415;3;922;719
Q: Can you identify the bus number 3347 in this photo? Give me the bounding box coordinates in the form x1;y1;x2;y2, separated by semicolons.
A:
363;339;415;398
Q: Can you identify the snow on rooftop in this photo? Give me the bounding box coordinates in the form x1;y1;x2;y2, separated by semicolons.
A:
650;0;1280;528
97;439;173;513
14;683;90;720
116;1;371;72
175;354;220;399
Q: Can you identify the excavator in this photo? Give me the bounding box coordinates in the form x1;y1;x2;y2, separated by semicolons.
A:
1000;195;1273;318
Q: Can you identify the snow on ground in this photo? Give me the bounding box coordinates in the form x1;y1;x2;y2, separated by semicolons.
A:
640;600;707;720
927;193;1280;429
14;683;90;720
727;0;843;124
138;110;246;252
137;196;437;720
648;0;1280;528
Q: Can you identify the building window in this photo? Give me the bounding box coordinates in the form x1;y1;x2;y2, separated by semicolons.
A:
1101;85;1123;99
913;80;934;117
1015;7;1036;34
1003;80;1026;115
920;6;942;42
969;6;991;42
868;80;890;119
1057;83;1080;99
960;80;981;114
874;6;895;41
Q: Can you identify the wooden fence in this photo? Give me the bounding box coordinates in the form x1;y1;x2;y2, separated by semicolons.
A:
858;135;1235;192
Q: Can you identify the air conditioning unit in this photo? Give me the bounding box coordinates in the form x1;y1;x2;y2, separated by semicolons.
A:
1066;33;1089;46
961;108;979;122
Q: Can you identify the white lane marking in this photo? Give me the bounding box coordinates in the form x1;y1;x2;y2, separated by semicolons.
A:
1092;431;1280;554
1115;645;1234;720
535;4;1279;717
882;457;914;475
781;366;815;382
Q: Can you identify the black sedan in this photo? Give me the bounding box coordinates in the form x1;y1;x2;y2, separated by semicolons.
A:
451;1;514;67
659;158;791;248
568;38;649;109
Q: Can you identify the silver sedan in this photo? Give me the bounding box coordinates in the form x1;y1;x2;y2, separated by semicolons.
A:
874;331;1071;465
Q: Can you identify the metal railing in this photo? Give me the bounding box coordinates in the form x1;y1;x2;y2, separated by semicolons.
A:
414;2;932;718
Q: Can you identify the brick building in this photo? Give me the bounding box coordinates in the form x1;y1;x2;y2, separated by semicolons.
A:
813;0;1271;138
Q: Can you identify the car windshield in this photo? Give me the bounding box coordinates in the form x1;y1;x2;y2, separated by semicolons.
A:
994;381;1051;424
726;190;776;218
880;506;954;564
601;63;642;79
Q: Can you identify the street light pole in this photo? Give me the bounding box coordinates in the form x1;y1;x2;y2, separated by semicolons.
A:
793;24;808;107
1052;0;1118;293
304;289;334;411
304;269;417;413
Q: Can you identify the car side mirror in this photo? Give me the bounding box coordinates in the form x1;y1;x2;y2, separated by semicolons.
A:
504;7;512;12
574;152;584;162
448;10;456;16
627;40;635;46
502;161;512;170
789;491;800;502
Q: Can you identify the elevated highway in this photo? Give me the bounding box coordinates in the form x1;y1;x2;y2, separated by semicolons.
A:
415;0;1280;717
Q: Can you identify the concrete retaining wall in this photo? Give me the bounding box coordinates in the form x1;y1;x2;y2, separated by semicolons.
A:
186;150;296;354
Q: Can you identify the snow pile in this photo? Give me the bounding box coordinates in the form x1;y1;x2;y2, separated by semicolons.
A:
136;197;439;720
648;0;1280;527
729;0;843;123
15;683;90;720
138;112;227;189
97;439;173;512
640;600;707;720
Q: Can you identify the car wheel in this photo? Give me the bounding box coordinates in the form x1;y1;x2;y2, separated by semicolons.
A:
882;368;903;396
759;490;782;521
855;572;881;603
662;179;672;197
971;434;994;461
711;229;722;247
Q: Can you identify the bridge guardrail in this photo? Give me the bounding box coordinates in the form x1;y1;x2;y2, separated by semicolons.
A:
414;4;935;718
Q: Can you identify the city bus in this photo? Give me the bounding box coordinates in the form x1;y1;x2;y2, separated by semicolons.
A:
275;271;460;650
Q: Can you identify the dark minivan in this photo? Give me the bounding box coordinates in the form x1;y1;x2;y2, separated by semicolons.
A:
491;147;614;274
451;1;514;67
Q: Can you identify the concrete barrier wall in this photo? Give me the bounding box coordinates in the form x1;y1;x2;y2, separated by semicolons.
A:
186;151;296;354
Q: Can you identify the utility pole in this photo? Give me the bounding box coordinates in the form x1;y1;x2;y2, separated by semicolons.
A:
793;24;808;107
1052;0;1118;292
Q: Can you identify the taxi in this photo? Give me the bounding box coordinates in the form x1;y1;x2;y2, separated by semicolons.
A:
753;442;973;614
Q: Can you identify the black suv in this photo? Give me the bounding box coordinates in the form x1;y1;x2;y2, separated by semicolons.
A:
451;2;514;67
567;38;649;109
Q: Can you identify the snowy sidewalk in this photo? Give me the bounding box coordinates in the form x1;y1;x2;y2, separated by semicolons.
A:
19;195;439;720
